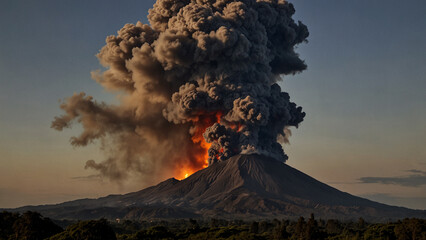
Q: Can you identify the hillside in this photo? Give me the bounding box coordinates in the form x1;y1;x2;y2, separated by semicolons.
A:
8;154;426;221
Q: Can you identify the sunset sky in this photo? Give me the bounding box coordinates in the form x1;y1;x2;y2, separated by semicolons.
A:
1;0;425;209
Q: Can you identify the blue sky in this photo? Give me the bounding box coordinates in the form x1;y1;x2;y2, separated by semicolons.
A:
0;0;425;209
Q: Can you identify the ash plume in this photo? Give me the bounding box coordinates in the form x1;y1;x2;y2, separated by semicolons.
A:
52;0;308;182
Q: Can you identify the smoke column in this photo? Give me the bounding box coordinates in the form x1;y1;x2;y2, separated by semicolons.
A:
52;0;308;182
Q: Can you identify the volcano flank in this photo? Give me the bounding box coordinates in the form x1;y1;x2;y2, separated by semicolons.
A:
10;154;426;221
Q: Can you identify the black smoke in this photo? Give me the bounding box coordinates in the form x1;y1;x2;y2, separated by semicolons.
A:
52;0;308;182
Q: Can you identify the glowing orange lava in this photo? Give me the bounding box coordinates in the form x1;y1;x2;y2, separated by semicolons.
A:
175;112;222;180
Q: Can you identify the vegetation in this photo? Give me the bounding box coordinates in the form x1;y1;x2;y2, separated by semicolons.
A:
49;219;116;240
1;211;425;240
0;211;62;240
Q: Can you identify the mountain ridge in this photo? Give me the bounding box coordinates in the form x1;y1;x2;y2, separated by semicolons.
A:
5;154;426;221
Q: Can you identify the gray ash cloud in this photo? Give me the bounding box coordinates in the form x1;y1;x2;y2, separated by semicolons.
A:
52;0;308;182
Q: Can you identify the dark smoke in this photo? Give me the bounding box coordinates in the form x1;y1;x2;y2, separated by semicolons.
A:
52;0;308;182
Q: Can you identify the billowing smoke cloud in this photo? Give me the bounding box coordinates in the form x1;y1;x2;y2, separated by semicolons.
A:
52;0;308;182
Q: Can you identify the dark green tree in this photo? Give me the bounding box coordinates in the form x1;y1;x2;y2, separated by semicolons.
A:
294;216;306;239
394;220;410;240
0;211;20;239
363;224;396;240
49;219;116;240
259;220;272;233
135;226;174;240
188;218;199;230
273;220;290;240
358;217;366;229
12;211;63;240
305;213;320;240
249;221;259;234
325;219;341;236
209;218;219;228
397;218;426;240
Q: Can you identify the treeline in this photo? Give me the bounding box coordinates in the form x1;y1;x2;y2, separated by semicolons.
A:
1;211;425;240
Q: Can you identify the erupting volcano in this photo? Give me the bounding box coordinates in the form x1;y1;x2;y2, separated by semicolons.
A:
52;0;308;183
11;154;426;221
14;0;425;221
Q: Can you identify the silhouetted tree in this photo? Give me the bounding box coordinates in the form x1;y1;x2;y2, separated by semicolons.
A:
394;218;426;240
135;226;174;240
325;219;341;235
249;221;259;234
394;220;410;240
188;218;199;230
358;217;366;229
305;213;320;239
363;223;396;240
49;219;116;240
295;216;306;239
259;220;272;233
209;218;219;228
0;211;20;239
13;211;62;240
273;220;290;240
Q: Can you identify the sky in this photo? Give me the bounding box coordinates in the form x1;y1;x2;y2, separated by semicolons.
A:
0;0;425;209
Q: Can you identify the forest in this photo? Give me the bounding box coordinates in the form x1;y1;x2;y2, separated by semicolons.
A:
0;211;425;240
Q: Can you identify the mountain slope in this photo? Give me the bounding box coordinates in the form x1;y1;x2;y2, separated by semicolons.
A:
8;154;426;221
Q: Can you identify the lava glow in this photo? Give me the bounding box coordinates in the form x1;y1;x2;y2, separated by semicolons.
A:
175;112;222;180
173;111;247;180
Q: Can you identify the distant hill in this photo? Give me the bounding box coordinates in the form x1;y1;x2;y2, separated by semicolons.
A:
6;154;426;221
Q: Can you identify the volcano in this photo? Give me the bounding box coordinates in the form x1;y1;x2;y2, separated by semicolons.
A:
9;154;426;221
